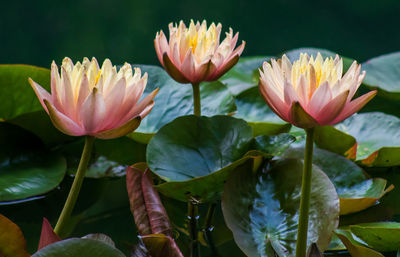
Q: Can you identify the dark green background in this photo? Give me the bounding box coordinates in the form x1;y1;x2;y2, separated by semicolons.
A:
1;0;399;68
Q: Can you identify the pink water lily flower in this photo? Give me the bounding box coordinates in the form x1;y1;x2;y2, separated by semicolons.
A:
259;53;377;128
29;57;158;139
154;20;245;83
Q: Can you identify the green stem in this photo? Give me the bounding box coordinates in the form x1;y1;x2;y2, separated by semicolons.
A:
54;136;95;236
192;82;201;116
188;197;200;257
203;203;218;255
295;127;315;257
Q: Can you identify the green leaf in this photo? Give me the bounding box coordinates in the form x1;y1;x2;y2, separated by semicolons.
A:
32;238;126;257
129;65;236;144
281;147;393;214
147;115;255;202
222;158;340;257
350;222;400;252
283;48;354;71
7;110;72;146
362;52;400;100
0;214;30;257
315;112;400;166
0;64;50;120
0;123;66;202
219;56;269;96
234;87;291;136
335;229;384;257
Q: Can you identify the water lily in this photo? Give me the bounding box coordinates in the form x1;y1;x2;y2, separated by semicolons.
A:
29;57;158;139
259;53;377;128
259;52;376;257
154;20;245;84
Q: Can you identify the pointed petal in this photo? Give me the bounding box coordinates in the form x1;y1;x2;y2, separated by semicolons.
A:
181;50;196;82
124;88;159;122
207;54;239;81
154;31;168;66
95;116;142;139
80;88;107;134
308;82;332;116
330;90;377;125
38;218;61;250
76;74;90;111
28;78;51;114
296;75;309;106
163;53;190;83
101;78;127;130
289;102;319;128
50;62;63;110
259;81;289;121
283;80;297;105
60;67;75;117
316;90;349;125
196;60;216;82
44;99;85;136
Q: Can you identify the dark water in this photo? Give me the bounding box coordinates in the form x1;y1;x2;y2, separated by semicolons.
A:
1;0;400;68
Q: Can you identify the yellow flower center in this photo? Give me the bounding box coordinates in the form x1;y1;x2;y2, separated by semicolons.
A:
291;53;341;90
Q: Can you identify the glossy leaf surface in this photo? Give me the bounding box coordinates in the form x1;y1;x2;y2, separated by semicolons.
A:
222;158;339;257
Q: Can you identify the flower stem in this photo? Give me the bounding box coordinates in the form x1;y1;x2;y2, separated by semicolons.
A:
188;197;200;257
295;127;315;257
192;82;201;116
203;202;218;255
54;136;95;236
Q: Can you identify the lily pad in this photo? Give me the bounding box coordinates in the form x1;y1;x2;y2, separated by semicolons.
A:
315;112;400;167
0;123;66;202
219;56;269;96
147;115;253;202
129;65;236;144
0;64;50;120
7;110;72;146
283;48;354;71
281;147;393;214
234;87;291;136
32;238;126;257
335;229;384;257
222;158;339;257
350;222;400;252
362;52;400;100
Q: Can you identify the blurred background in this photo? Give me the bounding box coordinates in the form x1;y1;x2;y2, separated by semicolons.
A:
1;0;400;67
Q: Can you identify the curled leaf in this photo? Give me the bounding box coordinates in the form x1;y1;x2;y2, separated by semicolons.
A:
126;163;172;236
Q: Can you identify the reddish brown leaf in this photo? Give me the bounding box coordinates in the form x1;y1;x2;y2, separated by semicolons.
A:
38;218;61;250
126;163;172;236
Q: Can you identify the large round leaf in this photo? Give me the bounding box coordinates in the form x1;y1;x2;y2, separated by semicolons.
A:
147;115;253;202
281;147;393;214
283;48;354;71
0;123;66;202
129;65;236;144
234;87;291;136
32;238;126;257
222;158;339;257
315;112;400;167
7;110;72;146
219;56;269;96
0;65;50;120
350;222;400;252
362;52;400;99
